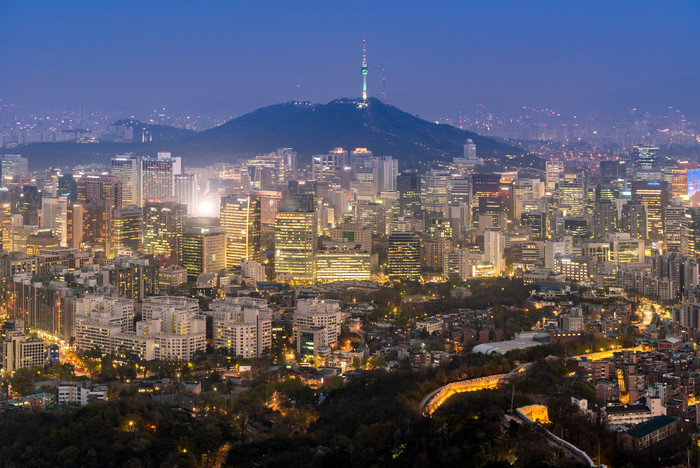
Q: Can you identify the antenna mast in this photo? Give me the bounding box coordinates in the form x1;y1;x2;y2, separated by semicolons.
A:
361;36;368;101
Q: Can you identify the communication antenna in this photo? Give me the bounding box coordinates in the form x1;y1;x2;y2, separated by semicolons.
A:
382;67;387;104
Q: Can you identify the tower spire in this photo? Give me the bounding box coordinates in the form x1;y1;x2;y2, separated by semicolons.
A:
361;35;368;101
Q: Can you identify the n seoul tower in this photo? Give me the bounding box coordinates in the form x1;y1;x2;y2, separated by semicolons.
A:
361;36;368;101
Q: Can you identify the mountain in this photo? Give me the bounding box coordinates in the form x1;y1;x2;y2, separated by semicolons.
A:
3;98;541;170
111;119;196;142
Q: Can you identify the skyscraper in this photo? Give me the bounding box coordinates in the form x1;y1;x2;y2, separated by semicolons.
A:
558;172;585;218
545;160;565;193
397;171;422;218
0;154;28;188
111;206;143;256
141;156;174;202
174;173;197;212
631;181;668;241
274;210;317;283
220;195;261;267
484;227;503;275
143;200;186;259
77;175;122;209
41;196;68;247
593;200;618;240
621;202;648;241
634;143;661;180
111;154;142;207
182;226;227;280
387;232;421;280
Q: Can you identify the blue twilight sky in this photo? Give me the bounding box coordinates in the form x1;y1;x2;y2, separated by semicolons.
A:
1;0;699;120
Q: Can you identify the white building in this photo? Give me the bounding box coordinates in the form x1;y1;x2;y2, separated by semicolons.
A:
2;332;45;373
484;227;503;276
293;298;342;355
40;196;69;247
211;297;272;358
74;296;205;361
57;382;108;406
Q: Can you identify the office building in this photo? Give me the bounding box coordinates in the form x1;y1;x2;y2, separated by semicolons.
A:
2;332;45;373
1;154;29;187
274;210;317;283
143;200;186;259
111;154;142;207
558;172;585;218
631;181;668;241
388;232;421;280
545;160;565;193
111;206;143;255
77;175;122;209
174;173;197;211
40;196;68;247
220;194;261;267
397;171;422;218
141;156;174;201
181;226;227;280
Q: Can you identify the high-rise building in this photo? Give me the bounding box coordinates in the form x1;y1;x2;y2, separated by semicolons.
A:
143;200;186;259
0;202;12;251
484;227;503;275
1;154;29;188
671;162;698;200
141;156;174;201
521;211;546;241
421;170;451;218
220;194;261;267
593;200;618;240
545;160;565;193
664;203;687;253
600;160;627;180
111;206;143;255
212;297;272;358
57;172;77;203
397;171;422;218
621;202;648;242
631;181;668;241
67;200;111;252
181;226;227;280
174;173;197;211
2;332;45;373
633;144;661;180
111;154;142;206
274;210;317;283
41;196;68;247
293;298;341;355
77;175;122;209
558;172;585;218
387;232;421;280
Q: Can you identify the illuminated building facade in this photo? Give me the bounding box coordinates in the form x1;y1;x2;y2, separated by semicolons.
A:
220;194;261;267
141;156;174;201
143;200;186;259
181;226;227;280
111;206;143;255
631;181;668;241
111;154;142;207
388;232;421;280
274;210;317;283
